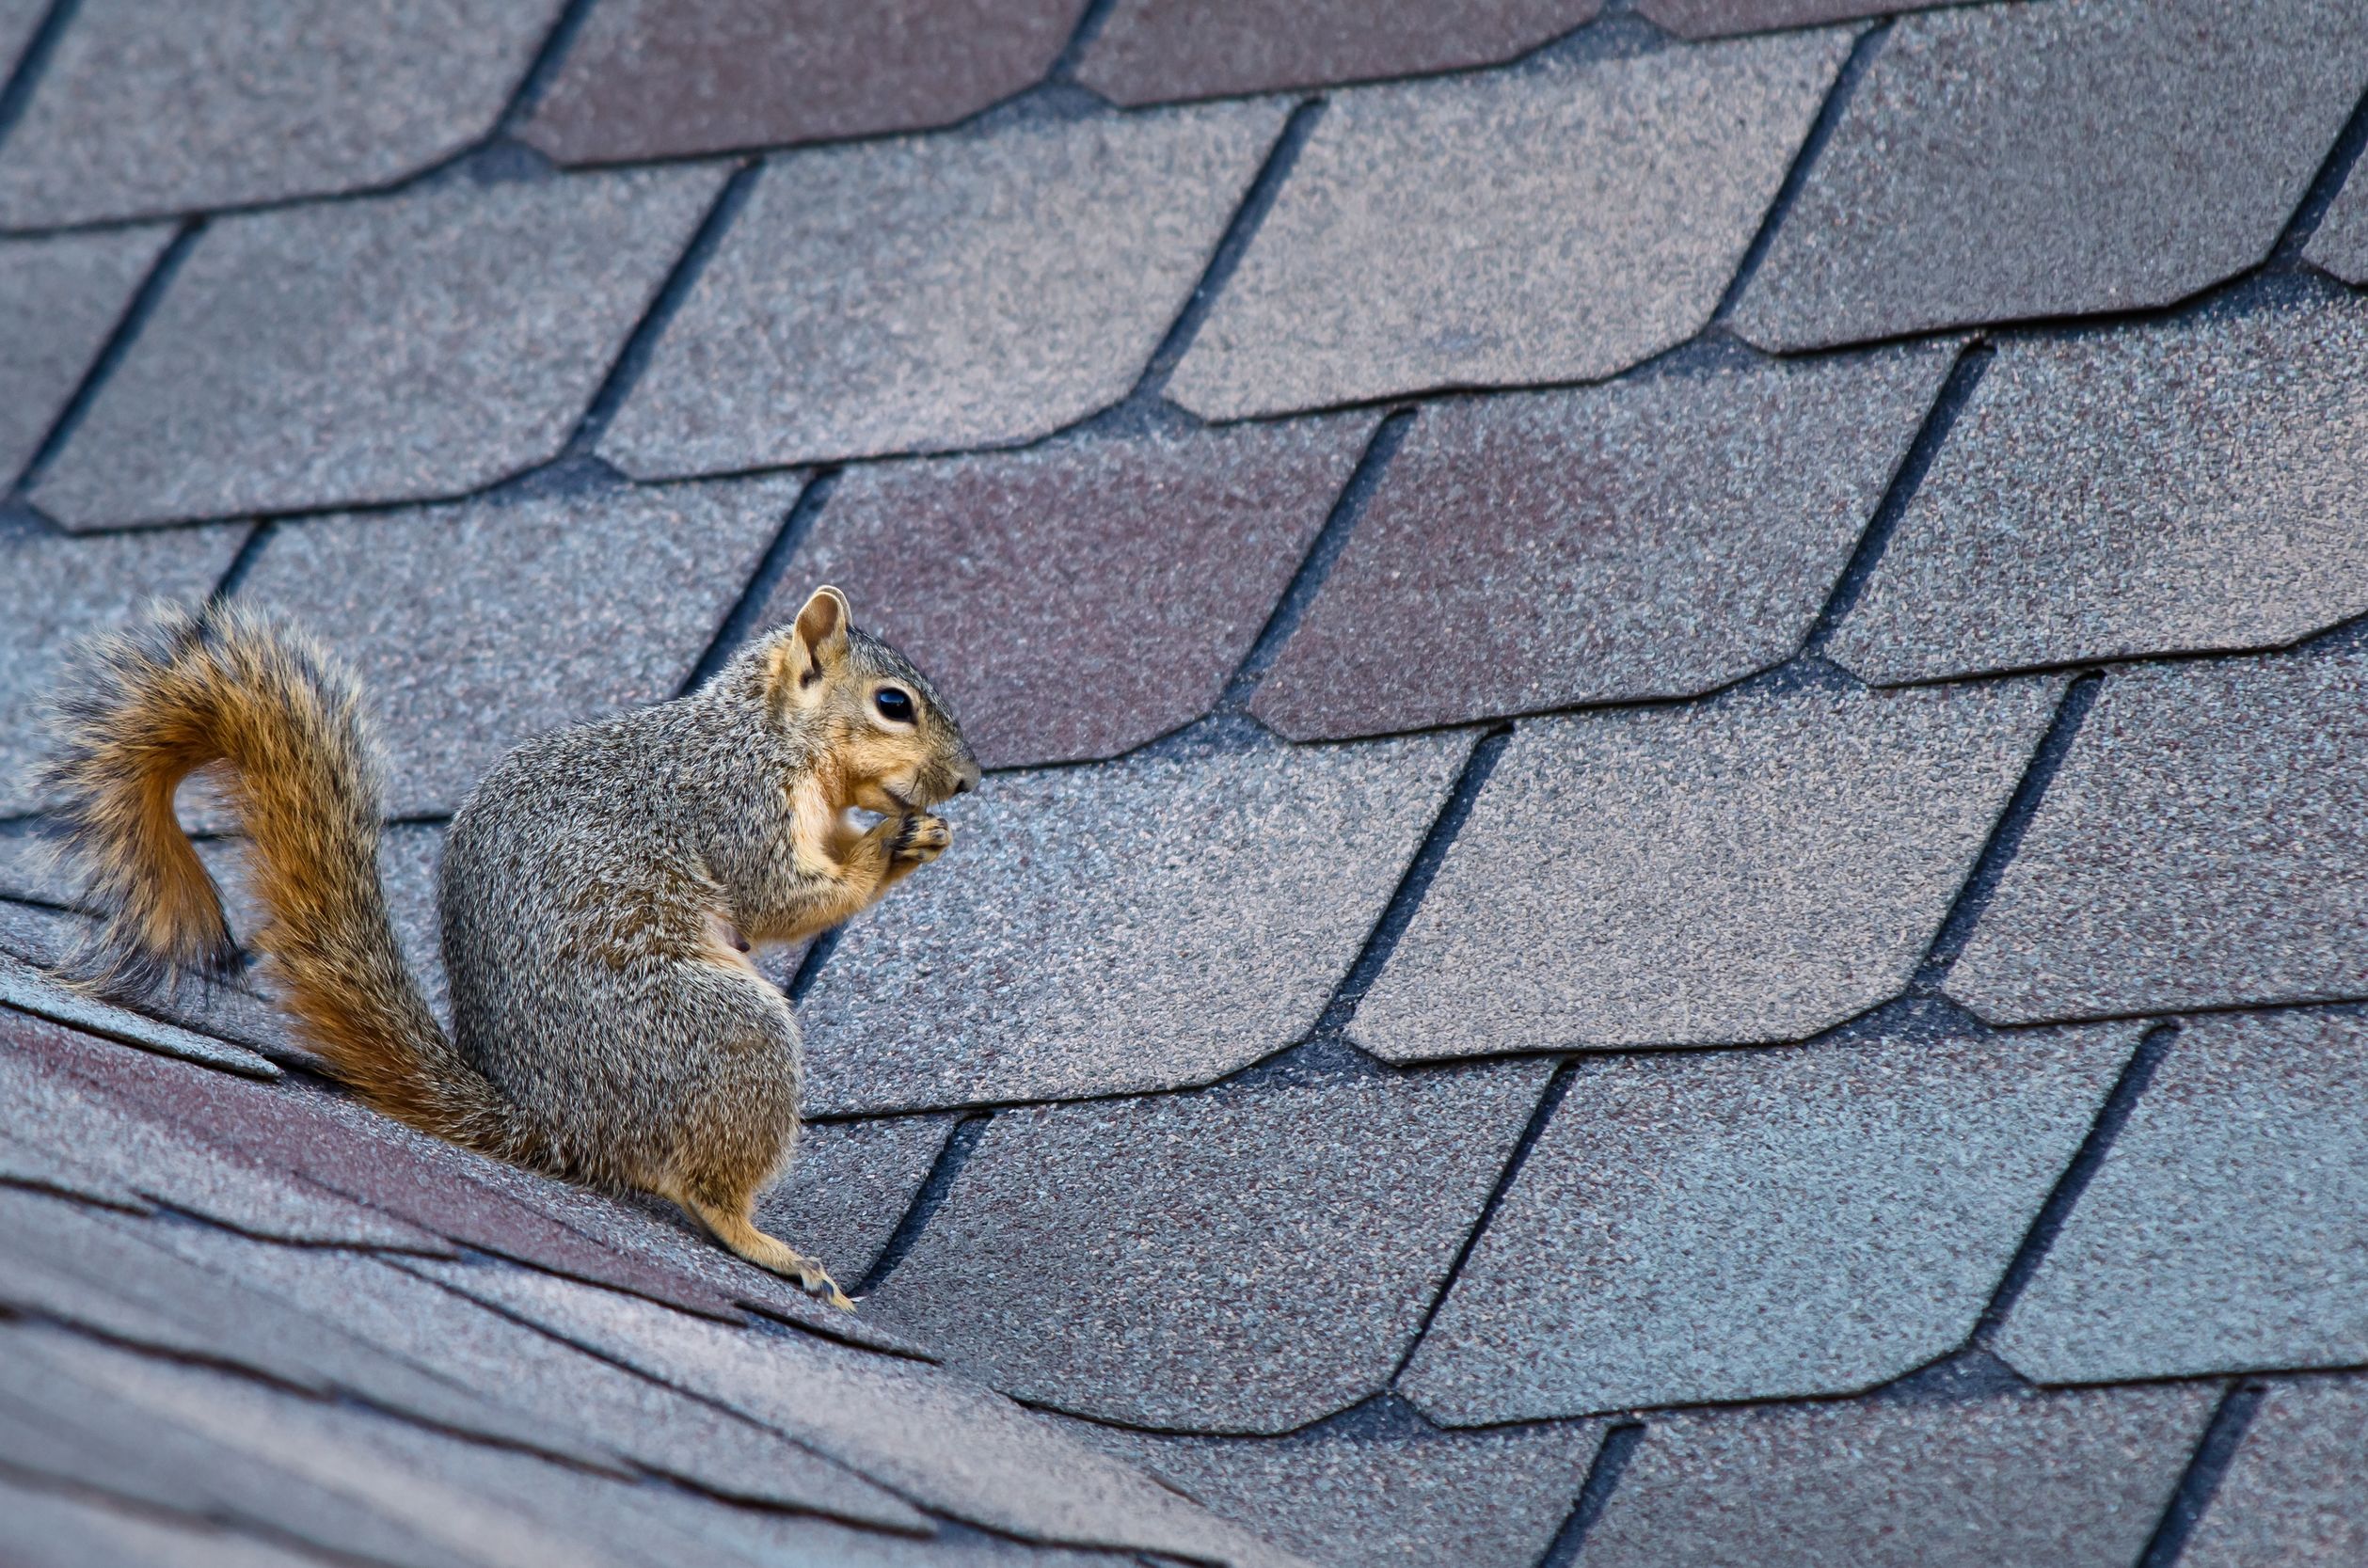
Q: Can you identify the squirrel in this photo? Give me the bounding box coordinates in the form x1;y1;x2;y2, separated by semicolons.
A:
42;585;978;1308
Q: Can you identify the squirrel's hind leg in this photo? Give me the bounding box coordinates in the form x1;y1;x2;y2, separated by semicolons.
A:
671;1180;854;1310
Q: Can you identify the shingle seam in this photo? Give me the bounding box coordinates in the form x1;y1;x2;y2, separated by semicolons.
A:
1708;18;1889;326
1047;0;1126;87
1971;1022;2181;1344
1217;408;1414;708
493;0;606;135
2270;77;2368;264
1534;1420;1645;1568
567;162;764;456
850;1114;990;1297
8;217;199;500
675;467;833;696
1800;340;1990;655
1388;1055;1580;1382
2134;1381;2265;1568
0;0;72;151
1909;670;2102;991
1133;98;1326;404
207;522;273;603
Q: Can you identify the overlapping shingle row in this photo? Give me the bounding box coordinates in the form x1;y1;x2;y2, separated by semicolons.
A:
6;0;2368;1561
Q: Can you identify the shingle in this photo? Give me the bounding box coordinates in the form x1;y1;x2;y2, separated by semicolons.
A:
0;1333;501;1568
1998;1011;2368;1384
1354;678;2059;1062
32;169;725;531
1400;1025;2131;1423
0;1015;437;1246
1947;654;2368;1024
2305;165;2368;284
0;1194;631;1472
232;477;792;815
1252;350;1951;740
6;1325;676;1568
477;1166;931;1354
1576;1388;2217;1568
801;732;1473;1113
1166;35;1849;420
1073;1409;1601;1568
0;0;45;76
1731;0;2368;351
0;0;565;230
1636;0;1960;38
1833;296;2368;686
767;420;1368;769
1075;0;1602;106
0;227;170;485
133;1227;930;1530
524;0;1087;165
24;1016;753;1319
0;950;280;1078
0;517;247;812
870;1062;1551;1433
2181;1377;2368;1568
601;105;1286;477
413;1260;1312;1566
0;1480;329;1568
759;1116;952;1285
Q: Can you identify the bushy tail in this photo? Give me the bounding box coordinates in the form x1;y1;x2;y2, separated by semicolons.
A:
43;602;539;1164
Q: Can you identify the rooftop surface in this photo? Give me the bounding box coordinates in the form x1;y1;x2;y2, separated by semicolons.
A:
4;1;2368;1564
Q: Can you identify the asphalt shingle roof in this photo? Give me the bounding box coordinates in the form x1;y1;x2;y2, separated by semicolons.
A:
5;2;2367;1562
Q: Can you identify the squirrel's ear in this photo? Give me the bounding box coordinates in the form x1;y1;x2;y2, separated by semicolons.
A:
771;585;851;694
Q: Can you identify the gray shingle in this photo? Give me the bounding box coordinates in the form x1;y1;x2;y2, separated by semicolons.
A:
33;169;724;530
1947;653;2368;1025
2305;165;2368;284
0;1328;509;1568
870;1062;1551;1433
0;1480;329;1568
1354;678;2060;1062
0;0;565;229
1998;1011;2368;1385
800;733;1474;1114
1252;349;1952;740
0;0;44;75
1636;0;1960;38
524;0;1088;165
2181;1377;2368;1568
601;105;1286;477
1833;295;2368;686
1576;1388;2217;1568
760;1116;952;1285
1076;0;1603;106
0;227;170;485
0;517;247;813
414;1260;1313;1566
232;476;793;815
1166;34;1849;420
0;1195;638;1472
767;419;1371;769
132;1227;930;1530
1400;1024;2132;1423
1072;1409;1602;1568
0;951;279;1078
1732;0;2368;350
0;1018;434;1246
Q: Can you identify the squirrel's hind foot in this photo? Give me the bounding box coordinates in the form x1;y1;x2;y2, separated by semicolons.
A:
674;1187;855;1309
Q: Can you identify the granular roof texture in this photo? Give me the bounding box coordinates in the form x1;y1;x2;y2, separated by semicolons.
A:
4;1;2366;1562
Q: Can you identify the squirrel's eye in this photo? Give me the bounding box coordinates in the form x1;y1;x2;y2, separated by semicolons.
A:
874;688;914;723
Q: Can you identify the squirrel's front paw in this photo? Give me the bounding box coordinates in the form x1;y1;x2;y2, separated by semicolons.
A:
890;812;951;867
